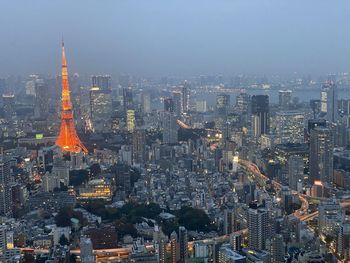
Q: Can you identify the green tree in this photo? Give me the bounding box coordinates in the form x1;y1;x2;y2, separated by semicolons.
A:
69;169;89;187
115;219;138;239
59;234;69;246
176;206;213;232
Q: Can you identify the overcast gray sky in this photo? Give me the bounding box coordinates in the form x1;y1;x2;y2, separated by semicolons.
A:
1;0;350;77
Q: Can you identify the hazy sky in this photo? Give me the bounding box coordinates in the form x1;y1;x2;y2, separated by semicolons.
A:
1;0;350;77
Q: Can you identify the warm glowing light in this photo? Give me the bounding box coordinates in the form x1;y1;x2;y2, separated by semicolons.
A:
56;43;88;154
314;180;323;186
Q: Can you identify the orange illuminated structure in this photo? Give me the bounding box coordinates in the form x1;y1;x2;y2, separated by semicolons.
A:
56;42;88;153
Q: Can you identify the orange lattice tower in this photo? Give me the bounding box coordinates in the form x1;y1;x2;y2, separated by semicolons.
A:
56;42;88;153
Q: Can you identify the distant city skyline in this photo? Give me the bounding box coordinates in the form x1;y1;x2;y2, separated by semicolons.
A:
1;0;350;77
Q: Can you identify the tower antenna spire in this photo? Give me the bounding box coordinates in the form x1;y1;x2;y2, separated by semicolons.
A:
56;42;88;153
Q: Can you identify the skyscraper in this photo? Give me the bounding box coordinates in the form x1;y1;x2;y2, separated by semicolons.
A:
0;157;14;217
91;75;111;91
164;97;175;112
270;234;285;263
127;110;135;132
248;204;268;250
235;92;250;114
320;82;338;123
162;112;178;144
123;86;133;112
275;111;304;144
181;81;190;113
90;87;112;130
2;94;15;120
288;155;304;191
56;42;87;153
170;231;178;263
132;129;146;165
251;95;269;137
309;127;334;185
178;226;188;263
172;91;182;116
223;208;236;235
278;90;292;109
216;94;230;115
34;79;49;119
141;92;151;114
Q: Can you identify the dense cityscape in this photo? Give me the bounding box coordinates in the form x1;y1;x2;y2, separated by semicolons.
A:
3;1;350;262
0;41;349;262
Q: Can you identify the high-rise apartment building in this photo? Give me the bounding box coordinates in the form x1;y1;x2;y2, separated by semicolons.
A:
309;127;334;185
270;234;285;263
172;91;182;116
179;226;188;263
248;204;268;251
132;129;146;165
0;157;14;217
181;81;190;113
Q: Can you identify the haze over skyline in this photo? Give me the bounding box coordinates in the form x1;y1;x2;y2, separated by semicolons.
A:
2;0;350;77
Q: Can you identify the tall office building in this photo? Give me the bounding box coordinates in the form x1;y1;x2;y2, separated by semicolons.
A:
247;204;268;250
172;91;182;116
275;111;304;144
90;87;112;130
162;112;178;144
141;92;151;114
123;86;133;112
309;127;334;185
181;81;190;113
132;129;146;165
91;75;111;91
320;82;338;123
164;97;175;112
2;94;15;120
34;79;49;119
278;90;292;109
127;110;136;132
235;92;250;114
288;155;304;191
0;158;14;217
178;226;188;263
216;94;230;115
251;95;269;137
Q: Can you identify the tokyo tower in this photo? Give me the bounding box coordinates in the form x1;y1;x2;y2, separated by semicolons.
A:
56;42;88;153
